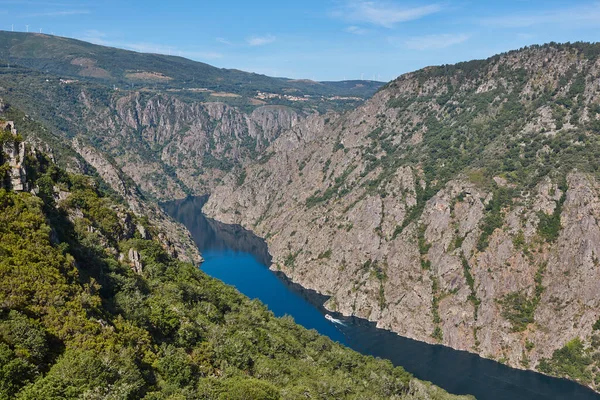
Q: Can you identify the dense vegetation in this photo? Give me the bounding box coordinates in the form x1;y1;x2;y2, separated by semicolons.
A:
0;132;466;398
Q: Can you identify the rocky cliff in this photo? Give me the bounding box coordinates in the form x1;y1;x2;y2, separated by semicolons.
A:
1;80;304;200
205;43;600;389
0;120;27;191
72;138;201;264
0;97;466;400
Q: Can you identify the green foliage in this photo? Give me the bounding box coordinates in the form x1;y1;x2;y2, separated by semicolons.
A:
236;169;247;186
317;249;332;259
498;292;536;332
537;191;566;242
0;343;36;400
0;158;452;399
305;166;356;207
538;339;593;385
393;184;437;238
461;256;480;319
477;186;514;252
19;349;144;400
432;326;443;342
499;262;546;332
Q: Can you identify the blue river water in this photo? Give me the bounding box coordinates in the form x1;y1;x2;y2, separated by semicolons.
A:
162;196;600;400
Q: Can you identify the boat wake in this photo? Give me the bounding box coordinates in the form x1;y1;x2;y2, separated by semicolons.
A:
325;314;345;326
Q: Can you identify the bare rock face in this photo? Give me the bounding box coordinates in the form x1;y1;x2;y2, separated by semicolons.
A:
128;248;143;274
1;121;28;191
205;44;600;389
72;139;201;265
73;92;302;200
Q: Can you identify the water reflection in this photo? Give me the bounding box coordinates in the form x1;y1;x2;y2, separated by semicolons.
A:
163;195;271;265
162;196;600;400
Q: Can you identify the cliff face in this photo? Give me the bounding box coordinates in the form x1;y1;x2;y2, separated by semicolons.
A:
0;121;27;191
66;92;302;200
72;138;201;264
204;43;600;388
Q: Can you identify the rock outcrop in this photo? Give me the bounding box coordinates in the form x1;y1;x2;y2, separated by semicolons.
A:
1;121;27;191
128;248;143;274
72;138;201;264
205;43;600;389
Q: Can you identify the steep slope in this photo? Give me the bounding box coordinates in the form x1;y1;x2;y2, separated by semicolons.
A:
0;118;469;398
205;42;600;389
0;32;384;201
0;100;201;264
0;69;302;199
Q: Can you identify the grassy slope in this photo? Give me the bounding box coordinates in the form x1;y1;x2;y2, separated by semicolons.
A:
0;31;383;99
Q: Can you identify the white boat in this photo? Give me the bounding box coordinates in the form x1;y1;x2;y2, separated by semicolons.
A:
325;314;344;325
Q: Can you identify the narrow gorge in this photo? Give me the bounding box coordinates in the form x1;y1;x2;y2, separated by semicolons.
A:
204;43;600;390
3;30;600;396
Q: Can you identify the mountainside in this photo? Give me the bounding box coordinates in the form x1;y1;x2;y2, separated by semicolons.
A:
205;42;600;389
0;64;301;199
0;32;384;200
0;114;469;398
0;31;382;108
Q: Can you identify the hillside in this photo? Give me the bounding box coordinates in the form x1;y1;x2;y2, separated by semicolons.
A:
0;32;385;201
204;42;600;389
0;115;470;399
0;31;382;104
0;36;379;200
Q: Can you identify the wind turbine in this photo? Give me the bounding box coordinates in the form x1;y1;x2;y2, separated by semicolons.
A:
39;28;42;33
25;25;29;32
11;24;13;32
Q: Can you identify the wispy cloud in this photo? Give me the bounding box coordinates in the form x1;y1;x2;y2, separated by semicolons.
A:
23;9;90;17
123;42;223;59
246;34;276;46
332;1;442;28
79;29;110;45
216;37;232;45
345;25;368;35
185;51;223;60
398;33;470;50
479;3;600;28
77;32;223;60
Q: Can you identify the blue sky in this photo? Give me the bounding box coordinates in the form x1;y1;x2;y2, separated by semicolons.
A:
1;0;600;82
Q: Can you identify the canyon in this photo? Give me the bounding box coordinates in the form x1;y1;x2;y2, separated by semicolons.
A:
2;31;600;392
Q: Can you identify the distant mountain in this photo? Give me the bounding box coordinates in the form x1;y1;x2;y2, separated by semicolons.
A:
0;32;384;200
0;31;383;100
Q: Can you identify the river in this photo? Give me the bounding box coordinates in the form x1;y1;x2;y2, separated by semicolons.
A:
162;196;600;400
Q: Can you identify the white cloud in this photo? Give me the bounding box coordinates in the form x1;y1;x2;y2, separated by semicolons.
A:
76;34;223;60
333;1;442;28
83;29;106;37
400;33;470;50
185;51;223;60
345;26;368;35
246;34;276;46
216;37;232;45
23;9;90;17
79;29;110;45
479;3;600;28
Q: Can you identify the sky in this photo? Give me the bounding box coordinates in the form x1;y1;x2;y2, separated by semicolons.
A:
1;0;599;82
